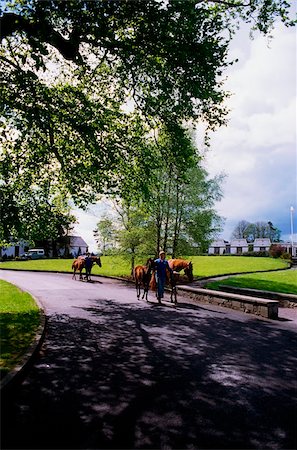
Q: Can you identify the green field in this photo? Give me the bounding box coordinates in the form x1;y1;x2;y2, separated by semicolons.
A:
0;280;40;377
205;270;297;295
0;255;289;278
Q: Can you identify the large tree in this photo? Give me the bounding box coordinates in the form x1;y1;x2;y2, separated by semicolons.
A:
1;0;295;239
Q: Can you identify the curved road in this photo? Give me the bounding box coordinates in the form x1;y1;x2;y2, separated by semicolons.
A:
1;270;297;450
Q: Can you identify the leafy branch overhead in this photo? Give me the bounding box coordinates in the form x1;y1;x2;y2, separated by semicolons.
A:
0;0;295;244
2;1;294;122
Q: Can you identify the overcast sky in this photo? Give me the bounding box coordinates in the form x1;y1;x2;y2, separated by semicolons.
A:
74;20;296;252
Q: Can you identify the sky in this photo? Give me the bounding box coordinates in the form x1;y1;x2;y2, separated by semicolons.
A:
73;20;296;253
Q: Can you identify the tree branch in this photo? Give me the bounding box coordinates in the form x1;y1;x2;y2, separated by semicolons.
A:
1;13;82;63
196;0;251;7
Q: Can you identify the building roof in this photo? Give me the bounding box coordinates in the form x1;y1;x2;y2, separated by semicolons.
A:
209;240;227;247
230;239;248;246
253;238;271;246
69;236;88;248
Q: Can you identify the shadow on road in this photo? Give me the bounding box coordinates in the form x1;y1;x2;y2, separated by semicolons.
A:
2;298;297;449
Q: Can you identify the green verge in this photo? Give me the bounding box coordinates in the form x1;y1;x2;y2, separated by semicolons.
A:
0;255;289;277
0;280;40;378
205;270;297;295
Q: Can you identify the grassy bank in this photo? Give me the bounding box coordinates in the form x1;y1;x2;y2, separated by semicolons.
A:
0;255;289;278
205;270;297;295
0;280;40;378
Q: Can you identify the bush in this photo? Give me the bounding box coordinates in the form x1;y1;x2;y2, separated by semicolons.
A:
269;244;286;258
242;251;269;257
280;252;291;260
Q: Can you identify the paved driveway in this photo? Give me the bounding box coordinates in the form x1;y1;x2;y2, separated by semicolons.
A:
1;271;297;449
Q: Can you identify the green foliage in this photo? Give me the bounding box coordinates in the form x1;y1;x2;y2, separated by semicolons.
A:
94;216;117;255
0;0;295;242
138;125;224;256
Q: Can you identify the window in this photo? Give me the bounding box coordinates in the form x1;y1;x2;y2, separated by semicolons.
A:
214;247;220;255
236;247;242;254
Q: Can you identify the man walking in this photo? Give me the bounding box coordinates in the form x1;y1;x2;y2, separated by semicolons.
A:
154;251;173;303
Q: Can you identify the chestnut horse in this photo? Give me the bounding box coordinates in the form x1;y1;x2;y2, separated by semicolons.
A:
168;259;193;282
72;255;102;281
133;258;155;301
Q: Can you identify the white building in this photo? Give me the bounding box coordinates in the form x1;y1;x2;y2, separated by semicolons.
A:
0;240;29;259
1;236;88;259
208;240;229;255
230;239;249;255
208;238;297;257
57;236;88;257
253;238;271;252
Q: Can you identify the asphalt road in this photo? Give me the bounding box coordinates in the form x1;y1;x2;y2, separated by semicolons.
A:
1;270;297;450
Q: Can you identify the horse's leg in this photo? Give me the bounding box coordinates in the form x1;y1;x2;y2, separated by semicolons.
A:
84;265;91;281
170;286;177;304
136;281;140;299
141;279;146;300
142;285;147;300
72;268;76;280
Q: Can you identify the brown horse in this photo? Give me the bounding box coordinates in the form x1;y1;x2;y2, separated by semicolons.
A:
133;258;155;301
168;259;193;282
72;255;102;281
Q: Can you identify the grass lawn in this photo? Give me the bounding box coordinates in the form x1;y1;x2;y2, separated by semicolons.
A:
205;270;297;295
0;280;40;378
0;255;289;278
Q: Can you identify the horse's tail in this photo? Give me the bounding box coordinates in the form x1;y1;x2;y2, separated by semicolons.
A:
72;260;77;269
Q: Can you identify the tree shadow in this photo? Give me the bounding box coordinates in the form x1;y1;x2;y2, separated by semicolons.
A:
2;298;297;449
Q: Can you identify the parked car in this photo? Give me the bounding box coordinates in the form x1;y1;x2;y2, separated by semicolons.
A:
21;248;45;260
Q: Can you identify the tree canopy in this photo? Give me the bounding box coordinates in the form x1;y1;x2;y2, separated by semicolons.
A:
0;0;295;243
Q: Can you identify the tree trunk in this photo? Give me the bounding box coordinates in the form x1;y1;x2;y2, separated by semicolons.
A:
131;249;135;276
155;192;163;255
163;175;172;253
172;187;180;258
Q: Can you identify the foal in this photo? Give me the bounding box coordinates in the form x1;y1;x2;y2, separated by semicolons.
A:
134;258;155;301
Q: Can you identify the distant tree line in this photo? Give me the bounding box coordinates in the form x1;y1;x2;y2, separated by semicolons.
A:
231;220;281;242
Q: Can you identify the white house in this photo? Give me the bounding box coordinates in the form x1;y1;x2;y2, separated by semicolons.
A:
57;236;88;257
230;239;249;255
208;240;229;255
208;238;297;257
1;236;88;259
208;239;253;255
253;238;271;252
0;240;29;259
